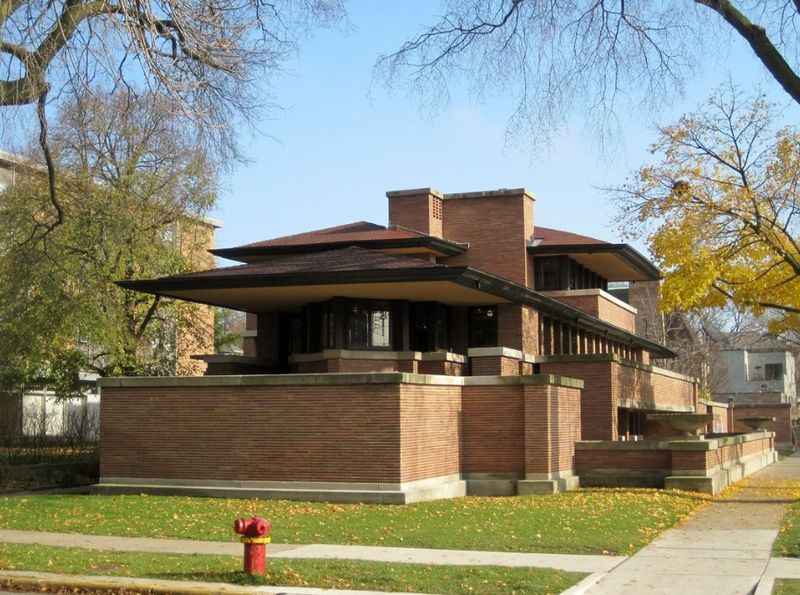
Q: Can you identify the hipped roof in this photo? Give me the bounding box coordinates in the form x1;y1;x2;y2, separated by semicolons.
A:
119;246;675;358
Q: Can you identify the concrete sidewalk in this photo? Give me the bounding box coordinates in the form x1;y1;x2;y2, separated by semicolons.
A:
583;453;800;595
0;528;623;574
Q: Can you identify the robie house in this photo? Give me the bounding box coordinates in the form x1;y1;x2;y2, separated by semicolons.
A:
98;187;778;502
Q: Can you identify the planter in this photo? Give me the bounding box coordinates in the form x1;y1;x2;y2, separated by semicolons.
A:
738;416;775;431
647;412;714;438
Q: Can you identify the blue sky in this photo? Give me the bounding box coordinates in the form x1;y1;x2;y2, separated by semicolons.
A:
212;1;800;261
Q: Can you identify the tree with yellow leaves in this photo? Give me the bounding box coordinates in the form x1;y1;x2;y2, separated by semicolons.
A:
612;86;800;333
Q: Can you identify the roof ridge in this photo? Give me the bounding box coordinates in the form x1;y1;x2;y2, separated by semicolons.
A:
533;225;609;245
223;221;385;251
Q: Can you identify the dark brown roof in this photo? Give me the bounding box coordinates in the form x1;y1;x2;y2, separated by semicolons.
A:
213;221;467;261
229;221;424;250
147;246;443;281
533;226;608;246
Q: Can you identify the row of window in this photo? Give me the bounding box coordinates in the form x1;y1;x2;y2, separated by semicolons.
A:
285;300;644;360
538;315;642;361
534;255;608;292
283;299;499;354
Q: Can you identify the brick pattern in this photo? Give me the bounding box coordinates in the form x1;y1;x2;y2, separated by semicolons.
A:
614;363;696;412
461;385;525;474
388;193;442;238
418;361;465;375
539;361;615;440
495;304;540;354
399;384;461;482
576;449;671;473
578;436;774;477
101;384;403;483
442;194;532;286
101;377;583;487
471;356;520;376
546;293;636;333
524;384;582;475
540;358;697;441
733;404;793;445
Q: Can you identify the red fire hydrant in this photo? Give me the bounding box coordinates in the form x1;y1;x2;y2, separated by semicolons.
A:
233;516;272;575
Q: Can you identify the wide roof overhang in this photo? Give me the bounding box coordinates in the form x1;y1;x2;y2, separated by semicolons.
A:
212;235;468;262
528;243;661;282
120;265;675;358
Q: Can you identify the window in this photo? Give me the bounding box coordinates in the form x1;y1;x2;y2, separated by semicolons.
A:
469;306;498;348
765;363;783;380
535;257;561;290
411;302;449;352
370;310;391;347
345;302;392;349
534;255;608;291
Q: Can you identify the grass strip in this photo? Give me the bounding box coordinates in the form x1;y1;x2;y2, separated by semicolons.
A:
0;542;584;595
775;578;800;595
0;489;708;555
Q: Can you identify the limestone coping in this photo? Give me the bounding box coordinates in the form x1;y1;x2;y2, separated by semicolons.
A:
467;346;524;360
289;349;422;363
419;351;467;364
289;350;468;364
190;354;263;365
385;187;443;199
540;288;638;315
698;399;731;409
99;372;584;390
575;430;774;452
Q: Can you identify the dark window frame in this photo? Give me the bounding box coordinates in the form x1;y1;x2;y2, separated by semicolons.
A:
468;305;498;348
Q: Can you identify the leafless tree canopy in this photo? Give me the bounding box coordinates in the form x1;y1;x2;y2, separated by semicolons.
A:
0;0;345;154
377;1;800;147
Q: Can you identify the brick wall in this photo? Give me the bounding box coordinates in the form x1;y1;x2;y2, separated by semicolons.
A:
461;385;525;474
539;360;615;440
442;192;533;286
418;361;465;375
576;449;671;474
576;434;774;483
471;356;520;376
733;404;793;446
524;384;582;476
387;190;443;238
101;375;583;490
539;355;697;441
399;384;462;482
544;291;636;333
101;383;403;483
614;362;696;412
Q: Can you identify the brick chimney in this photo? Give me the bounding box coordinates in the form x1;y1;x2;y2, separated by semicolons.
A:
386;188;443;238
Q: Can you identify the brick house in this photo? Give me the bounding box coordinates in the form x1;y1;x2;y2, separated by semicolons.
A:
100;187;772;501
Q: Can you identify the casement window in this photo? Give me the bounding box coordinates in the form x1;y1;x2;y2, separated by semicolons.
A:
410;302;449;352
469;306;498;348
345;302;392;350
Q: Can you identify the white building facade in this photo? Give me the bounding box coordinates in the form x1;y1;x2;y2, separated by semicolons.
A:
715;348;797;407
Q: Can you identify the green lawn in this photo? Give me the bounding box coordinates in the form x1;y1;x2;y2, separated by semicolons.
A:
0;489;707;555
774;578;800;595
775;500;800;557
0;543;584;595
